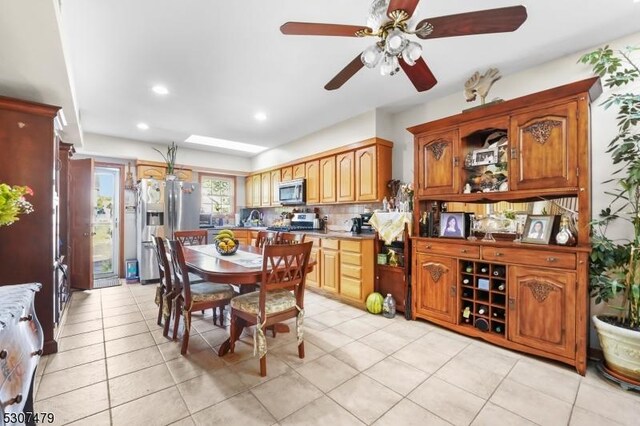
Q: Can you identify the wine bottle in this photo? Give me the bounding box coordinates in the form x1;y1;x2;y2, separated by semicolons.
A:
477;305;488;315
462;306;472;323
496;282;506;291
494;325;503;333
492;266;505;277
465;264;473;273
462;277;471;285
492;309;504;318
480;265;489;274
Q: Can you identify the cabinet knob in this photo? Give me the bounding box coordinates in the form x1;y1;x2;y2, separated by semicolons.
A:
0;349;7;359
546;257;557;263
494;252;504;257
460;249;467;253
508;297;516;309
425;245;432;249
7;394;23;406
20;314;33;322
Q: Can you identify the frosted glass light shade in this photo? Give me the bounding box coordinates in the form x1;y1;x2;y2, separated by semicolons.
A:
361;44;383;68
401;41;422;66
380;54;399;76
385;29;407;55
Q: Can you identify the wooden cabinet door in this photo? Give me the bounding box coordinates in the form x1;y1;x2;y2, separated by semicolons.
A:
271;169;281;206
306;246;321;288
245;176;253;207
174;169;192;181
510;101;578;190
69;158;95;289
414;253;456;323
508;266;576;359
281;167;293;182
320;156;336;203
252;175;261;207
416;130;459;196
355;146;378;201
293;164;305;179
336;151;355;202
137;164;165;180
261;172;271;206
321;239;340;293
306;160;320;204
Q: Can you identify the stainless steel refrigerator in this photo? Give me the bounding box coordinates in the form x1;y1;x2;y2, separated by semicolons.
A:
137;178;200;283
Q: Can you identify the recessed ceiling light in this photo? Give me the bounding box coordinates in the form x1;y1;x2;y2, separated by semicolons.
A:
137;122;149;130
254;112;267;121
185;135;267;153
152;85;169;95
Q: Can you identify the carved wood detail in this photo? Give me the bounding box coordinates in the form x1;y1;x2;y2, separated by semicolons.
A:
428;139;448;161
422;262;448;283
523;120;562;144
522;279;557;303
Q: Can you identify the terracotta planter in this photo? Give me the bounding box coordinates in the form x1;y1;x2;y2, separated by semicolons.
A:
592;315;640;381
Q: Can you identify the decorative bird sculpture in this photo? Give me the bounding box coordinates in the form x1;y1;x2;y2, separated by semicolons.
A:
464;68;502;104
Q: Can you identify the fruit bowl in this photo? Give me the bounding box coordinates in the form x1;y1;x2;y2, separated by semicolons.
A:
214;238;239;255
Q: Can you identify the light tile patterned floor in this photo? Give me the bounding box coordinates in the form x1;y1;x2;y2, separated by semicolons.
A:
33;283;640;425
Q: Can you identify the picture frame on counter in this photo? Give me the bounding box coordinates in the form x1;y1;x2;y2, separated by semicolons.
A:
471;147;499;166
439;212;469;239
521;214;555;244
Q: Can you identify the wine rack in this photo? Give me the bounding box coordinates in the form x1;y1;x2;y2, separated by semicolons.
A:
459;260;507;337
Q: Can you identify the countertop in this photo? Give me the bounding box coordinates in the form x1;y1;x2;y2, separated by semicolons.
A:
199;226;375;240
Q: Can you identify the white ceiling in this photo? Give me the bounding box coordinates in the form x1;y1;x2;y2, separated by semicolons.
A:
54;0;640;154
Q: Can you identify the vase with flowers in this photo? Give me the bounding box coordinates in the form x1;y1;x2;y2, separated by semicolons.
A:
0;184;34;226
153;142;178;180
401;183;414;212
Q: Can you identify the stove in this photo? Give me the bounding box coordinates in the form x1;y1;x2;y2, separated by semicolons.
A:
267;212;318;232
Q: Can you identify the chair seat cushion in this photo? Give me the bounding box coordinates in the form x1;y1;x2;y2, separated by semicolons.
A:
230;289;296;315
190;282;236;303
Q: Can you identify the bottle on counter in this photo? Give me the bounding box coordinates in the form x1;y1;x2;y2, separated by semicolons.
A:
555;215;577;246
382;293;396;319
382;197;389;211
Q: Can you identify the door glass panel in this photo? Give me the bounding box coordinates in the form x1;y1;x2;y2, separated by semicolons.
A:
93;168;119;277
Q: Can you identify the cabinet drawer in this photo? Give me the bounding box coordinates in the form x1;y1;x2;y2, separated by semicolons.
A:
341;240;361;253
321;239;340;250
341;252;362;266
341;264;362;279
340;276;362;300
482;247;576;269
415;240;480;259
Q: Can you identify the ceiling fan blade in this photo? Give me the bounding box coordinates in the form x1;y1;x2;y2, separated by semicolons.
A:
325;54;365;91
416;6;527;39
400;57;438;92
387;0;421;19
280;22;370;37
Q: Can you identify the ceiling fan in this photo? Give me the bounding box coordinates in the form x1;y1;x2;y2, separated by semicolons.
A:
280;0;527;92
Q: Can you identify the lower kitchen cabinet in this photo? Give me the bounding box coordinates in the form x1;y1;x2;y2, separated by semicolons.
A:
320;239;340;294
414;253;457;324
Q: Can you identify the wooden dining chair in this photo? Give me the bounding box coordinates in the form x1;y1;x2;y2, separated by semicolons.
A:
151;236;178;337
229;241;313;376
278;232;306;245
167;239;237;355
255;230;279;248
174;229;208;245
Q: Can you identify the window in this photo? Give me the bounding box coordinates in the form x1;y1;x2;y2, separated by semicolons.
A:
200;174;235;214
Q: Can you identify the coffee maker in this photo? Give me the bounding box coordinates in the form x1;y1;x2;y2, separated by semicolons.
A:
351;217;362;234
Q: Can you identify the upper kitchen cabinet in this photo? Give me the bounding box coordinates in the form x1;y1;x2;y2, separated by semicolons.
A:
292;164;305;180
245;175;253;207
320;156;336;204
510;101;579;191
252;174;261;207
305;160;320;204
415;130;459;197
355;140;392;202
336;151;355;202
281;166;293;182
136;160;193;181
261;172;271;207
270;169;281;206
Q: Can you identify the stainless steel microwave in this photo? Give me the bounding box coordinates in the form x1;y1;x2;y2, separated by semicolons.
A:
278;179;306;205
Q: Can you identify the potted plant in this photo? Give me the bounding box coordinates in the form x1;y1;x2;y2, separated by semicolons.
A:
0;183;34;226
579;45;640;382
153;142;178;179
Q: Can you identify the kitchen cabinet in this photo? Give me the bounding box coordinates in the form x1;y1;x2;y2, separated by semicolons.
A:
339;239;373;303
320;156;336;204
414;252;457;324
510;101;579;191
245;176;253;207
416;130;459;197
508;266;576;359
305;160;320;204
252;174;261;207
320;238;340;294
281;166;293;182
137;161;165;180
261;172;271;206
174;168;193;182
270;169;281;206
336;151;355;202
306;236;321;288
293;164;305;179
409;78;600;374
355;143;392;202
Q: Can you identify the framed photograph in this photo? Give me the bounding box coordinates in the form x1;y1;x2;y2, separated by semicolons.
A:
439;212;468;239
521;215;554;244
472;147;499;166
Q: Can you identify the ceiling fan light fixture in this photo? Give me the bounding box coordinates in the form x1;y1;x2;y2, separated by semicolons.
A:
385;28;407;55
361;44;383;68
380;54;399;76
402;41;423;66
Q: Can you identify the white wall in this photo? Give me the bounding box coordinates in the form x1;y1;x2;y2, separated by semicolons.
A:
251;110;377;170
78;132;252;174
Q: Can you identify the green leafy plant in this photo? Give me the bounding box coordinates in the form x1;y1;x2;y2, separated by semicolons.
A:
0;183;34;226
153;142;178;174
579;45;640;329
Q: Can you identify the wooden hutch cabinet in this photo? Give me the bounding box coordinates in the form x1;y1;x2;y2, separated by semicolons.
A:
409;78;601;375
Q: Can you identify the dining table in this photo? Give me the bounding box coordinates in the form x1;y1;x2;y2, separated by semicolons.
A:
182;243;315;356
